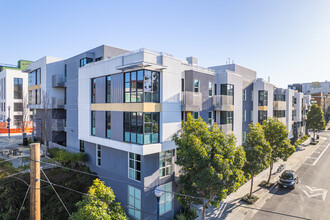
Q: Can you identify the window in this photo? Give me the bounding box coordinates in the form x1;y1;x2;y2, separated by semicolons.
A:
193;112;199;119
129;153;141;181
242;131;246;143
293;97;297;105
258;90;268;106
243;110;246;122
95;57;103;62
106;111;111;139
208;111;213;124
80;140;85;152
194;79;199;92
159;150;173;177
208;82;213;96
124;70;160;103
36;89;41;105
220;111;233;125
274;94;285;101
14;115;22;127
243;89;246;101
64;64;67;82
221;84;234;96
96;145;101;166
91;111;95;136
91;78;96;103
80;57;93;67
14;103;23;112
13;78;23;99
106;76;111;103
274;110;285;118
124;112;159;145
214;84;217;95
181;79;184;92
159;182;173;215
251;90;253;101
36;69;41;85
258;111;267;124
29;69;41;86
128;186;141;220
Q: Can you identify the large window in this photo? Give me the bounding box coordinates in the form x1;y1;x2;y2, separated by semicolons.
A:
208;111;213;125
14;103;23;112
96;145;101;166
274;94;285;101
243;110;246;122
221;84;234;96
29;69;41;86
243;89;246;101
159;150;173;177
13;78;23;99
91;111;95;136
129;153;141;181
242;131;246;143
124;70;160;103
258;111;267;124
220;111;233;125
14;115;22;127
106;111;111;139
106;76;111;103
80;57;93;67
159;182;173;215
194;80;199;92
274;110;285;118
208;82;212;96
124;112;159;145
91;78;96;103
258;90;268;106
128;185;141;220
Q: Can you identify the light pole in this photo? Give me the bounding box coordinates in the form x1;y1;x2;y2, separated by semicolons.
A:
7;106;11;139
155;186;163;220
32;108;35;141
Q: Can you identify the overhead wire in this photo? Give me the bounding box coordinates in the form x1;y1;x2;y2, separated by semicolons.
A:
16;185;30;220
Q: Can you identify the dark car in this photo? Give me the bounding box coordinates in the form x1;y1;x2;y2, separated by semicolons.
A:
278;170;299;189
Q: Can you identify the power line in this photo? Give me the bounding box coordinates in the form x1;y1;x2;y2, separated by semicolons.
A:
41;168;71;217
0;156;29;164
39;178;174;220
35;160;205;201
16;185;30;220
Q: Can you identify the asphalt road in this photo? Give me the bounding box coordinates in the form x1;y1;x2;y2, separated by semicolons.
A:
253;130;330;220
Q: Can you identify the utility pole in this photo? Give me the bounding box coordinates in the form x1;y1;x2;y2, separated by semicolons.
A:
30;143;41;220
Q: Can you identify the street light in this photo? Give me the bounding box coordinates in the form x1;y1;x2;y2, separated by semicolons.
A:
155;186;163;220
7;106;11;139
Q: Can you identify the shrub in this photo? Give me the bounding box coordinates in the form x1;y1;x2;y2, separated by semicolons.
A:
302;135;308;141
176;213;187;220
49;148;87;167
241;193;259;204
258;180;275;188
175;207;197;220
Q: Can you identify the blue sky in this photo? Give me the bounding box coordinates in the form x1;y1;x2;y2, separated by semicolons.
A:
0;0;329;88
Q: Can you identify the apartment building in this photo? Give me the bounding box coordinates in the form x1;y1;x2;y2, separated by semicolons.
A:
288;81;330;94
28;45;128;147
78;48;216;219
0;59;32;72
0;67;30;129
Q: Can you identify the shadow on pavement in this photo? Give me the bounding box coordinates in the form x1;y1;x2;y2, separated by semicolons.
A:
242;206;312;220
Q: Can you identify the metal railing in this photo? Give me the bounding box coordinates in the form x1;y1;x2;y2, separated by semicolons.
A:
52;74;65;87
213;95;234;111
181;91;202;112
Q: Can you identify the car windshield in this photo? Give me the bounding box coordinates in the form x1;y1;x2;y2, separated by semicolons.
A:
281;172;293;180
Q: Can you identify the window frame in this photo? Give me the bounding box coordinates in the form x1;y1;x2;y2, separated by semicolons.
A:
13;78;23;99
128;185;141;220
106;75;111;103
91;111;96;136
159;182;173;215
208;81;213;97
96;145;101;167
194;79;199;93
106;111;111;139
159;150;173;178
128;152;141;182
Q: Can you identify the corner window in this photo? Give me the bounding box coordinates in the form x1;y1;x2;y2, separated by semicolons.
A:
208;111;213;124
80;57;93;67
128;185;141;220
220;111;233;125
274;94;285;101
28;68;41;86
129;153;141;181
194;79;199;93
95;57;103;62
106;111;111;139
96;145;101;166
106;76;111;103
274;110;285;118
258;111;267;124
193;112;199;119
91;78;96;103
159;182;173;215
258;90;268;106
221;84;234;96
208;82;212;97
91;111;95;136
124;70;160;103
159;150;173;177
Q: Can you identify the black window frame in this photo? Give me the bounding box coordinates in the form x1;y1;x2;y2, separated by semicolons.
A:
220;84;234;96
106;76;111;103
220;111;233;125
91;111;96;136
258;90;268;106
80;57;93;67
91;78;96;103
258;110;268;124
13;78;23;99
106;111;111;139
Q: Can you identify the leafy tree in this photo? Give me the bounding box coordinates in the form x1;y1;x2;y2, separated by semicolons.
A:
173;114;245;220
263;117;295;184
244;123;271;197
70;178;128;220
306;104;326;139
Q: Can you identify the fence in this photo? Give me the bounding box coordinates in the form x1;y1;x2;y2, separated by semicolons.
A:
0;121;34;133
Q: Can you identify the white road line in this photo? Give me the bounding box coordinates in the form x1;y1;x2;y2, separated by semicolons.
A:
312;143;330;166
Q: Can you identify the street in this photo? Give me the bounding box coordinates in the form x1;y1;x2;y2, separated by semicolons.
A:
253;130;330;220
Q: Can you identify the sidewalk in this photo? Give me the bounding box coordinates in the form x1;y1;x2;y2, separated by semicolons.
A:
196;136;326;219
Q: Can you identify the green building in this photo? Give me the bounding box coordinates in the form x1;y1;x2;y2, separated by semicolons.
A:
0;60;33;72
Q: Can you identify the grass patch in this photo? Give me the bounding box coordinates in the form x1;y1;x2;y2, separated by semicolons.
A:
258;180;275;188
241;193;259;204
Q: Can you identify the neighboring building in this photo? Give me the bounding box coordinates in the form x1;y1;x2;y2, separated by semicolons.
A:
28;45;129;147
0;68;30;130
0;60;32;72
288;81;330;94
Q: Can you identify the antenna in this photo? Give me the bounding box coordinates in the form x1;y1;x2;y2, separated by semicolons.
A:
268;76;270;82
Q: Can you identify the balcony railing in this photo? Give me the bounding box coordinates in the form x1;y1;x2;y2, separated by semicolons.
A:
52;97;65;109
219;124;233;134
52;74;65;88
181;91;202;112
52;119;65;131
273;101;286;110
213;95;234;111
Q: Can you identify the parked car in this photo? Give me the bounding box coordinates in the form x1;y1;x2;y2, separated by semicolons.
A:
278;170;299;189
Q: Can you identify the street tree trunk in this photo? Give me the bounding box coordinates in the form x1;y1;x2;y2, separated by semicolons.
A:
202;200;206;220
267;160;273;184
250;172;254;197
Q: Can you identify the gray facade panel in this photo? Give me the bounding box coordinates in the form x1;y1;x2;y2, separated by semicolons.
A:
95;111;106;138
95;76;106;103
242;84;253;133
111;73;124;103
110;111;123;142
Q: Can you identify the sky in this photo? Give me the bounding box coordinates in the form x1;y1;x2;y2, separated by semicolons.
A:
0;0;329;88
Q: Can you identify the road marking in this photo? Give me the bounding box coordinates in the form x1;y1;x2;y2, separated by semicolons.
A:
312;143;330;165
302;186;327;201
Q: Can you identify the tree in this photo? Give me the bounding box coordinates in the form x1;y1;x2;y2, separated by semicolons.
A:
173;114;245;220
243;123;271;197
306;104;326;139
21;94;31;134
70;178;128;220
263;117;295;184
39;90;53;154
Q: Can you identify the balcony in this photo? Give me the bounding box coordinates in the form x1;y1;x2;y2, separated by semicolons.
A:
219;124;233;134
52;119;65;131
52;74;65;88
273;101;286;110
213;95;234;111
276;117;286;125
52;97;65;109
181;91;202;112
